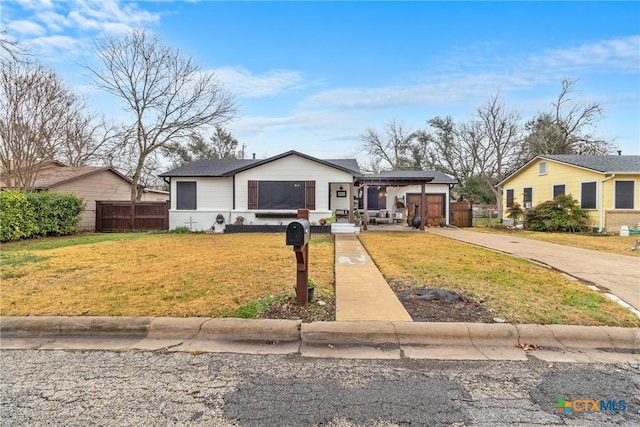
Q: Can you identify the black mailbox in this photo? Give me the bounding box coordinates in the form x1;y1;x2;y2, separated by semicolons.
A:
286;219;311;246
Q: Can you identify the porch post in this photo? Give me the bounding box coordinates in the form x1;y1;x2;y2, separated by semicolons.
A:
349;182;355;223
363;184;369;231
420;183;426;231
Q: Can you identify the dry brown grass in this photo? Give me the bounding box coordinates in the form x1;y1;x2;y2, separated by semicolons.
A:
470;228;640;257
1;233;335;317
359;233;640;327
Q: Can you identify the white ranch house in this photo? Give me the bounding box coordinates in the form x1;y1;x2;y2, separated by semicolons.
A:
159;151;457;231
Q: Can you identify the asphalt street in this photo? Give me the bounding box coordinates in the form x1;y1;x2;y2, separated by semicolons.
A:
2;350;639;426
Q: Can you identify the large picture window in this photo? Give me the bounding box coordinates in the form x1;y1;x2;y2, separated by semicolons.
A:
247;181;316;210
615;181;635;209
176;181;197;210
258;181;305;209
581;182;596;209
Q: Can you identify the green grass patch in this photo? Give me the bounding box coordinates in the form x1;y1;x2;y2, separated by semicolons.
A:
359;232;640;327
1;232;152;252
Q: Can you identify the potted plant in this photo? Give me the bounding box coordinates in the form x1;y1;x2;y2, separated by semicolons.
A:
293;278;316;302
306;278;316;301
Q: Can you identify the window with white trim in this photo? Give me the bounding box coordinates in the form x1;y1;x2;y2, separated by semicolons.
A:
523;187;533;208
553;184;565;199
538;161;547;175
615;181;635;209
581;182;596;209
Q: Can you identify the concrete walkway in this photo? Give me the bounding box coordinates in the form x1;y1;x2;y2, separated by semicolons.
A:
334;234;412;322
427;228;640;312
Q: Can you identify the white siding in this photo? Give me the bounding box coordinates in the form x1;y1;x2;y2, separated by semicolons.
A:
170;177;233;210
234;155;353;210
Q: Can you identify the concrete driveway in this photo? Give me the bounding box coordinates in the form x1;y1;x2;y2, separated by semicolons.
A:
427;228;640;312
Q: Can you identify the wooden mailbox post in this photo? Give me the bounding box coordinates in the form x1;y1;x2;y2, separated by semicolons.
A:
286;209;311;306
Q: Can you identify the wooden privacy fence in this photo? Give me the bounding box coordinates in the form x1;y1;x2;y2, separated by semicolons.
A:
450;202;473;227
95;201;169;232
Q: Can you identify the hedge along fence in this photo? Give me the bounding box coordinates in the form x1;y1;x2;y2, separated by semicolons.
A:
0;190;85;242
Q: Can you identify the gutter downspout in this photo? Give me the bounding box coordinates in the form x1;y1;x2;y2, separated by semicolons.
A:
599;173;615;232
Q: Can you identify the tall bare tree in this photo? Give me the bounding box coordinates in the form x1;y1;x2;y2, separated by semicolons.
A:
86;29;236;201
360;119;418;171
415;116;473;185
0;59;91;190
470;92;524;217
524;79;613;156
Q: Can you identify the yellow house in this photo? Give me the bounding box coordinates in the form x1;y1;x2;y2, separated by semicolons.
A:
498;155;640;233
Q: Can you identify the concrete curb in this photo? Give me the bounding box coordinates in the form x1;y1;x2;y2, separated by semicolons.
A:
1;316;153;337
2;317;639;352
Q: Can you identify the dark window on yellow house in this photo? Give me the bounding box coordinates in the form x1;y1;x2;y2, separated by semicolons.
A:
581;182;596;209
553;184;565;199
506;189;514;207
615;181;635;209
523;188;532;208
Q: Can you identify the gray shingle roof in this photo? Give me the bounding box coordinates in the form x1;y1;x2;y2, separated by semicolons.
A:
363;170;458;184
159;159;259;177
541;155;640;173
159;151;362;177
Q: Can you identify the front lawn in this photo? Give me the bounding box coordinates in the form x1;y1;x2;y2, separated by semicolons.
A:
0;233;335;317
359;233;640;327
2;231;638;326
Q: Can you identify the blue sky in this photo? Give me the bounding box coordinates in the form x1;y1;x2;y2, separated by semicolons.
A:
2;0;639;165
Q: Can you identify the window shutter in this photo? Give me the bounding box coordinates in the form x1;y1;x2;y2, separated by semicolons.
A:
305;181;316;210
248;180;258;209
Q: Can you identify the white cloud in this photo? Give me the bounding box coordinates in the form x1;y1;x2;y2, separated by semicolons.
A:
530;36;640;73
6;19;47;36
30;35;87;59
213;66;315;98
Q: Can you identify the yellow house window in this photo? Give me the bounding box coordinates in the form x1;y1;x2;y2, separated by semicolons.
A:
538;161;547;175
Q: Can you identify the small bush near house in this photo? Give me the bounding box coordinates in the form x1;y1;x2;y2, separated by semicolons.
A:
0;191;85;242
525;195;589;232
0;190;38;242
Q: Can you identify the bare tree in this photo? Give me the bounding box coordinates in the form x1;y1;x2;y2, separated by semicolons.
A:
413;94;523;209
415;116;473;185
86;29;236;201
361;119;418;171
55;111;117;167
0;59;90;190
470;92;524;217
524;79;614;156
0;33;26;62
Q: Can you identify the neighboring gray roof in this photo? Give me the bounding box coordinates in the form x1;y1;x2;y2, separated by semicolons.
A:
159;151;362;177
322;159;362;175
541;155;640;173
361;170;458;185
